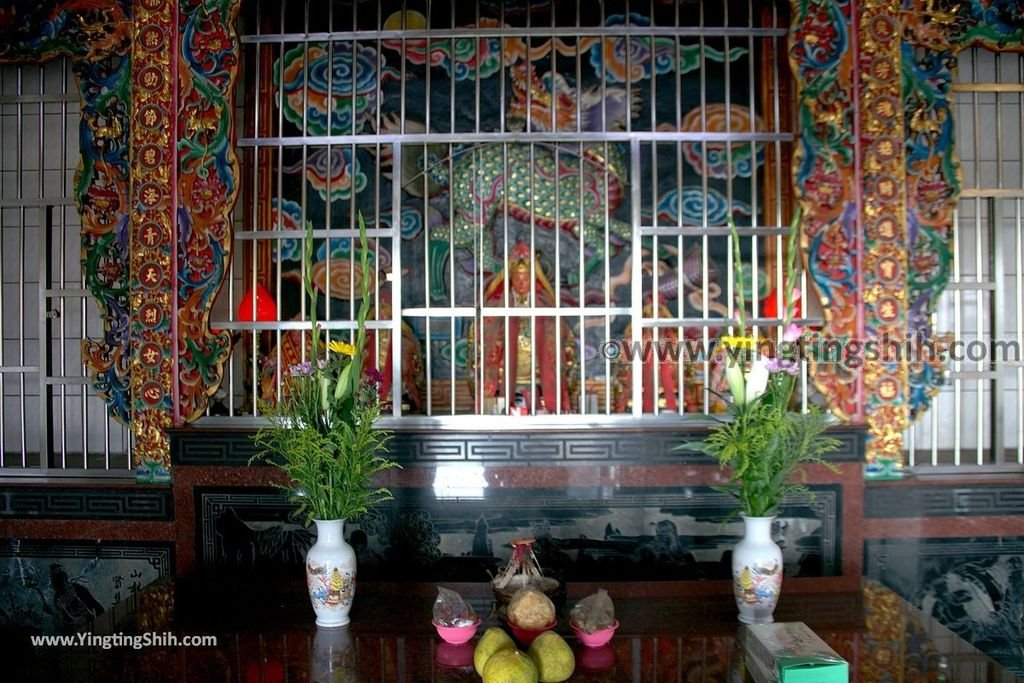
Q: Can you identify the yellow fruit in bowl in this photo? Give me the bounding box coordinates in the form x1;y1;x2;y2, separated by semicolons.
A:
474;627;515;676
482;649;539;683
527;631;575;682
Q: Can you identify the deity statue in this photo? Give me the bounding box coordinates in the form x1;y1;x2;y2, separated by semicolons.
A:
469;242;575;414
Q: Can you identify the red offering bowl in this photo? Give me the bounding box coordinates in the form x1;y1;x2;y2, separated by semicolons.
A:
509;618;557;646
432;617;480;645
571;619;619;647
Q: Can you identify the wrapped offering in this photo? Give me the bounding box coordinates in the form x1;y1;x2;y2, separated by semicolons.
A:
432;586;478;627
570;589;616;634
491;537;559;603
507;587;556;630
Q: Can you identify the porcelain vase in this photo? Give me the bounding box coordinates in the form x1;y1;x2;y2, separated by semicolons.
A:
731;515;782;624
306;519;357;627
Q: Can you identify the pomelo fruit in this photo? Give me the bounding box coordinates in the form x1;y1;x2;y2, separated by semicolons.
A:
482;649;539;683
527;631;575;682
473;626;515;676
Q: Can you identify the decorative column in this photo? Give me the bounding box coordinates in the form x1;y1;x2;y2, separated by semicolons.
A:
858;0;910;470
130;0;177;482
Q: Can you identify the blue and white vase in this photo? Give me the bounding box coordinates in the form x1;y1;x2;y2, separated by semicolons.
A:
306;519;357;627
731;515;783;624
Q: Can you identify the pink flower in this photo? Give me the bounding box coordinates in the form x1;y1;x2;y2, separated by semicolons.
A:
782;323;803;343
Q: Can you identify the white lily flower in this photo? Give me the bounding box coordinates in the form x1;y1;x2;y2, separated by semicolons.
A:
745;359;770;404
725;359;746;406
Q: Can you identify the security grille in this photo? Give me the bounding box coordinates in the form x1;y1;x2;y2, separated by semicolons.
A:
0;59;132;476
906;47;1024;471
217;0;797;426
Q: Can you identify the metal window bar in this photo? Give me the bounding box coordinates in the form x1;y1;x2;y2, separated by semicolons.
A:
0;60;132;477
214;0;799;430
906;47;1024;472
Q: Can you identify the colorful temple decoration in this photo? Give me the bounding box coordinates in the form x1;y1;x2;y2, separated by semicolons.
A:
129;0;176;481
0;3;134;425
3;0;1023;474
1;0;241;478
175;0;239;425
860;1;911;467
788;0;860;425
77;58;133;426
791;0;1024;471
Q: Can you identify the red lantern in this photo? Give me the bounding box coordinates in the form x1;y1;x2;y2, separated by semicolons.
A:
237;283;278;322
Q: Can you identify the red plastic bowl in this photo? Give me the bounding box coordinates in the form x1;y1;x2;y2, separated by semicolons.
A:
432;617;480;645
571;619;619;647
509;618;557;646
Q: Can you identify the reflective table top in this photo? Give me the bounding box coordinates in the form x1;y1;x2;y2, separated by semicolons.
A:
13;577;1022;682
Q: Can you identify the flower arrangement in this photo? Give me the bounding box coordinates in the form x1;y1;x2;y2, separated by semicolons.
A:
681;210;841;518
251;213;399;524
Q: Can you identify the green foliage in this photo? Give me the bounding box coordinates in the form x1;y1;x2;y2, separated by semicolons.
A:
250;213;399;525
678;209;841;518
685;387;841;517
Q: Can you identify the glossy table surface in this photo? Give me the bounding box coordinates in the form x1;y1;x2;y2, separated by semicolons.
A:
12;576;1022;682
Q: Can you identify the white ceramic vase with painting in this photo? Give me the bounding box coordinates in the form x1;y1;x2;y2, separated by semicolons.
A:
306;519;357;627
731;515;782;624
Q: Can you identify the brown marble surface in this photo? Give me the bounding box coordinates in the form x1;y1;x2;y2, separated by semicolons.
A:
11;577;1021;682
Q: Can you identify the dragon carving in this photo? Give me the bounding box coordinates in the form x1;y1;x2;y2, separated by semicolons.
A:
384;62;638;298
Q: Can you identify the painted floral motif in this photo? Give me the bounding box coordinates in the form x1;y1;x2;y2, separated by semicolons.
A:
182;11;234;85
790;0;849;82
678;104;765;178
381;14;506;81
276;43;384;135
656;187;752;226
589;13;747;83
284;147;366;203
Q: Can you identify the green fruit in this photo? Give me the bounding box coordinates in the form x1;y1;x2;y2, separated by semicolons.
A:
527;631;575;682
482;649;539;683
474;627;515;676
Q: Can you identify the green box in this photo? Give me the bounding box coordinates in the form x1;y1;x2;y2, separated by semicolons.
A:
743;622;849;683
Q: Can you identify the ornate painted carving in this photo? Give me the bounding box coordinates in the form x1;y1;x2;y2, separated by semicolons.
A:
78;56;133;425
792;0;1024;470
860;2;909;465
0;3;129;61
176;0;239;425
130;0;175;480
901;43;955;420
0;2;133;424
788;0;860;422
899;1;1024;427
